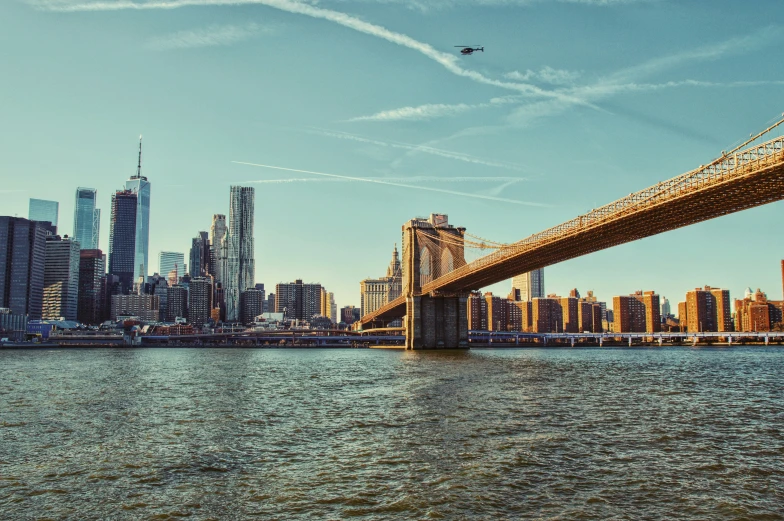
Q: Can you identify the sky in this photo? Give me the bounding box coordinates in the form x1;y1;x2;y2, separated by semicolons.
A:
1;0;783;313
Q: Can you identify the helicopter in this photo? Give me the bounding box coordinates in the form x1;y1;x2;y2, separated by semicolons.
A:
455;45;484;55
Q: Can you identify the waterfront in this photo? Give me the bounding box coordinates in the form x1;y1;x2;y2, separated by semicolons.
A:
1;347;782;519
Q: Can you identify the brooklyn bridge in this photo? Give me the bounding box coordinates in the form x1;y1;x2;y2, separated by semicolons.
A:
360;116;784;349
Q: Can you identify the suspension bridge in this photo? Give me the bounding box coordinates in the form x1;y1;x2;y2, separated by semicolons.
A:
361;116;784;349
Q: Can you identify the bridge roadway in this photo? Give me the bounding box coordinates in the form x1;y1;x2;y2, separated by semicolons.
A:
363;130;784;325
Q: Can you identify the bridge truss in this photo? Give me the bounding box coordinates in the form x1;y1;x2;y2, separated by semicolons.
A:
363;116;784;325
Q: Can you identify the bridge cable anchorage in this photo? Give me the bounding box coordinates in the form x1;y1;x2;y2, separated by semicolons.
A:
363;114;784;325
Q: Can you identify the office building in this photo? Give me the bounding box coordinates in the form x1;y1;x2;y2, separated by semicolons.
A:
78;249;105;325
42;235;80;321
148;273;169;323
189;232;210;277
240;288;265;325
360;245;402;317
210;214;228;284
159;252;185;284
166;285;188;322
28;199;59;233
660;296;671;318
0;217;47;319
340;305;358;325
511;268;544;302
275;279;323;321
73;188;100;250
110;293;159;322
125;136;151;283
108;189;137;294
188;277;213;328
226;186;255;321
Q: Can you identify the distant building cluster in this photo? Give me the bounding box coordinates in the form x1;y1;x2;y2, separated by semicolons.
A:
0;138;348;341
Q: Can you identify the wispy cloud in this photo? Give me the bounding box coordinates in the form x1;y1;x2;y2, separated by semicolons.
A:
505;66;581;86
238;176;524;184
347;103;476;122
232;161;547;206
29;0;595;108
305;127;527;170
147;22;267;50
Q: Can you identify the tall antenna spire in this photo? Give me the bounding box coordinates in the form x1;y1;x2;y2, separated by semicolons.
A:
135;134;143;178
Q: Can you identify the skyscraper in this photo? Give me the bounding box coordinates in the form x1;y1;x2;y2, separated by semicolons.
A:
28;199;59;233
511;269;545;302
189;232;210;277
78;249;105;325
42;235;80;321
108;189;138;294
0;217;47;319
125;136;151;283
188;277;213;328
73;188;100;250
159;252;185;282
275;280;322;321
226;186;255;321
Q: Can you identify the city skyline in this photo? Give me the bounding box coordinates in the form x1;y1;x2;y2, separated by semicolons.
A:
2;0;784;310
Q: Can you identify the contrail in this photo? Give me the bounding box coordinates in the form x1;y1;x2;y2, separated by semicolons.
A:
232;161;549;207
31;0;595;107
240;176;525;184
305;127;527;171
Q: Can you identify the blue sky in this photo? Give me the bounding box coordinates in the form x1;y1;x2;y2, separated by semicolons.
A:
2;0;783;313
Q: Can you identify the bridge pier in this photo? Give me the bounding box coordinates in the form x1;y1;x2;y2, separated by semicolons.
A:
406;294;469;349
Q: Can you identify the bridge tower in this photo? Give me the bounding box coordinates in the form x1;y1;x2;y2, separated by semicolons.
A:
402;214;470;349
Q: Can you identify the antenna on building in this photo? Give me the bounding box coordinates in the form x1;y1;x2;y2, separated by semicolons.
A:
134;135;143;179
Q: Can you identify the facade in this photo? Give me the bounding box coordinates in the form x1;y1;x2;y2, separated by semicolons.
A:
511;268;544;302
685;286;732;332
0;217;47;319
77;249;105;325
111;294;159;322
240;288;265;325
532;297;561;333
159;252;185;284
275;279;323;321
660;297;671;318
166;285;188;322
0;309;28;341
189;232;210;277
467;292;488;330
734;289;784;332
125;137;151;284
108;189;138;294
325;291;337;323
28;198;59;232
612;291;660;333
340;305;358;325
73;187;100;250
360;245;402;317
226;186;255;321
210;214;228;320
42;235;80;321
188;277;213;328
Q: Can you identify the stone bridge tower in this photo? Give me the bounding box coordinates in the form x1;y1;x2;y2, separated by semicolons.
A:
402;214;470;349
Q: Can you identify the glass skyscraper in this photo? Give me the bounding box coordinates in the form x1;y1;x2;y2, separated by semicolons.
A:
125;136;151;282
108;190;138;294
28;199;59;231
159;251;185;280
226;186;255;321
73;187;100;250
511;268;545;302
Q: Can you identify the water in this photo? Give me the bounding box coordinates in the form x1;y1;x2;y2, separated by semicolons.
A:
1;347;783;519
